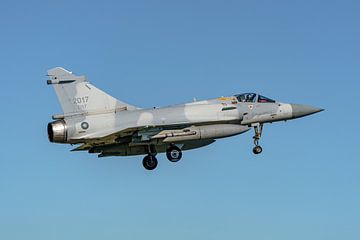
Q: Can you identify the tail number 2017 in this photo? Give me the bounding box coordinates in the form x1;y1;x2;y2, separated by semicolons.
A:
73;96;89;105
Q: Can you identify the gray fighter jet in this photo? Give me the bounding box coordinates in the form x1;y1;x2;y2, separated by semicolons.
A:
47;67;323;170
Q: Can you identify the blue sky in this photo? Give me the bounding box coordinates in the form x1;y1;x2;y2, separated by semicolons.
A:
0;0;359;239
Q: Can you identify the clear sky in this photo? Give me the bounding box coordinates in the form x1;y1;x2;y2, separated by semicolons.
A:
0;0;359;239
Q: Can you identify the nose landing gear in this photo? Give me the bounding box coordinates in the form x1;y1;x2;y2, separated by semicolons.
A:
252;123;263;155
253;145;263;154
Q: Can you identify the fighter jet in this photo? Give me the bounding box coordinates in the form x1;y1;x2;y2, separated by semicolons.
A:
47;67;323;170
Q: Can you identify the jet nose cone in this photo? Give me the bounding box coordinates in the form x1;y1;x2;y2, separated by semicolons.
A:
291;104;324;119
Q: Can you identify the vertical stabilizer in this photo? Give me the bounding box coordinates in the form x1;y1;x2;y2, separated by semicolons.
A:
47;67;137;115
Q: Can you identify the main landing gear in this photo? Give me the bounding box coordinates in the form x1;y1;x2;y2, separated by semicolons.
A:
142;145;183;170
143;145;158;171
142;155;158;170
166;145;182;162
252;123;263;155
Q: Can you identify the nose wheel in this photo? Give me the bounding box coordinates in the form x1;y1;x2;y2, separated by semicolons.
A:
252;124;263;155
253;145;263;154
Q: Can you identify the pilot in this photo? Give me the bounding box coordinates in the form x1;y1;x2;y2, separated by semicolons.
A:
246;94;254;102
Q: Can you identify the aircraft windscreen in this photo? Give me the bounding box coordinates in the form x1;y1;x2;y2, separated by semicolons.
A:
235;93;257;103
258;95;276;103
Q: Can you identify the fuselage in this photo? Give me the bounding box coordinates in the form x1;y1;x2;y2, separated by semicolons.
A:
47;67;324;170
62;97;287;142
48;93;323;157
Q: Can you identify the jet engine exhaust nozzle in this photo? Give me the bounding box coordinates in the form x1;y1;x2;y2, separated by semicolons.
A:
47;120;68;143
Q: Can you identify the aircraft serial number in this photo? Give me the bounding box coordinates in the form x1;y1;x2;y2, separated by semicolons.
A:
73;96;89;104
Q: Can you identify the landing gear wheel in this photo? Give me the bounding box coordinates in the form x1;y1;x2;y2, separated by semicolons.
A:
166;145;182;162
253;145;263;155
142;155;158;170
252;123;264;155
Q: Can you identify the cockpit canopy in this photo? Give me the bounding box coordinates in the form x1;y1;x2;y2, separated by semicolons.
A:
234;93;276;103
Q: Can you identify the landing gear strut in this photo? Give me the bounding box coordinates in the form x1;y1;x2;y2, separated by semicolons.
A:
143;145;158;170
166;145;182;162
253;123;263;155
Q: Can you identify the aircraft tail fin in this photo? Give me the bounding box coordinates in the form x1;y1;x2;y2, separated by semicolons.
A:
47;67;138;116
